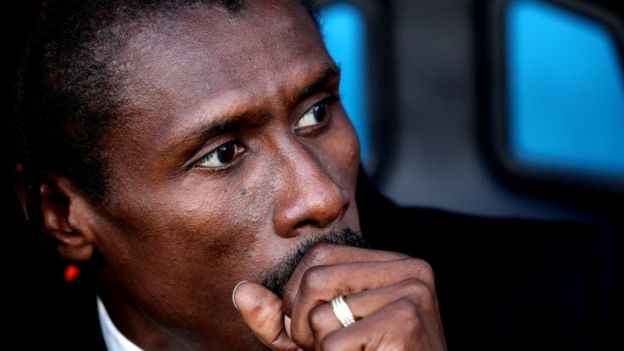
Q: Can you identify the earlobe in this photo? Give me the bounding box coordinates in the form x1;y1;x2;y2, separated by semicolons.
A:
40;177;97;262
57;242;94;262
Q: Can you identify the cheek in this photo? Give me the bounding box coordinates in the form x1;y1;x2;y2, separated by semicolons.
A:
321;112;361;188
95;179;279;334
93;110;362;342
135;185;272;274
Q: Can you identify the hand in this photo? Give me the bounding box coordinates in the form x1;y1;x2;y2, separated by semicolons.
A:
233;243;447;350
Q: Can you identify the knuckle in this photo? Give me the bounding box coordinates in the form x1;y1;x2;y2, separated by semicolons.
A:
401;278;428;296
308;303;329;331
402;279;436;310
394;298;422;332
396;297;419;316
406;258;436;286
393;298;420;325
300;266;327;295
303;242;335;266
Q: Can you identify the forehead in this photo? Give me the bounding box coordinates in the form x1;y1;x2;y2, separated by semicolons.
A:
120;1;328;122
100;0;336;192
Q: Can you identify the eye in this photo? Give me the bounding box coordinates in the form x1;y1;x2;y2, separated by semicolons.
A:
296;96;336;130
196;141;244;169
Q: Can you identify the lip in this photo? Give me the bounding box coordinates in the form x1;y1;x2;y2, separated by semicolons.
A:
260;227;366;297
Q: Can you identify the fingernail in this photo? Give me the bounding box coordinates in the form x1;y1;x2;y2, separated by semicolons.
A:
232;280;249;310
284;315;292;337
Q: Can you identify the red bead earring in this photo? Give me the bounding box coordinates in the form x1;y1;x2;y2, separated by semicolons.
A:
64;264;80;282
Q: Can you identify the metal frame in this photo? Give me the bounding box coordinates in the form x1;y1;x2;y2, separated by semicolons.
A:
477;0;624;210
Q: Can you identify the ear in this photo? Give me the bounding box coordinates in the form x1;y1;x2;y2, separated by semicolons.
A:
15;165;97;262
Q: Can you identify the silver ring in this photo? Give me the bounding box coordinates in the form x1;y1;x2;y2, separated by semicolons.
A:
330;295;356;327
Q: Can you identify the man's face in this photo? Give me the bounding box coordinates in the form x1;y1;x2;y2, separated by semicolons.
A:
86;1;360;349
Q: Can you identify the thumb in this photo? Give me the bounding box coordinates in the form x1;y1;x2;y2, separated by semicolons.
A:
232;281;301;351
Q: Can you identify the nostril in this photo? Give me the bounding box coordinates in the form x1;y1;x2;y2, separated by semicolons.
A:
341;201;349;218
290;198;348;233
294;219;322;231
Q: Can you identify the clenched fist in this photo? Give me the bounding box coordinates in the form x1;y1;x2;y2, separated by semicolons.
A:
233;243;447;351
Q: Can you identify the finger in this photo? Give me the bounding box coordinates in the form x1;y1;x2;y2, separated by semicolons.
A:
232;281;301;351
289;258;435;349
282;243;409;311
320;298;446;351
309;278;437;345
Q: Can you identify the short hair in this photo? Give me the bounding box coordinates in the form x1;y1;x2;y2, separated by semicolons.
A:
6;0;319;276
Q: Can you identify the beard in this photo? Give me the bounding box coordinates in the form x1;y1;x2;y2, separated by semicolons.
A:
260;228;368;298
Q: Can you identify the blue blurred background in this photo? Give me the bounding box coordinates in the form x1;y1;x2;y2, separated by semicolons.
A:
317;0;623;224
507;0;624;179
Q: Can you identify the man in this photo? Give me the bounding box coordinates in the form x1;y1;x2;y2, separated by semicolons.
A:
10;0;447;349
5;0;619;350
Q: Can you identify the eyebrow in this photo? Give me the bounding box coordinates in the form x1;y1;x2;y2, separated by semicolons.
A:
166;63;341;164
295;65;341;106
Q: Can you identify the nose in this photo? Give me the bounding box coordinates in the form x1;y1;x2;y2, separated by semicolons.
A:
273;144;350;238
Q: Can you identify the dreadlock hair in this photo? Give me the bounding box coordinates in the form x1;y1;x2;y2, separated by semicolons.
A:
8;0;319;281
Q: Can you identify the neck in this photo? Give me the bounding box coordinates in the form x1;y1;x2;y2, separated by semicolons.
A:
96;269;269;350
97;274;194;350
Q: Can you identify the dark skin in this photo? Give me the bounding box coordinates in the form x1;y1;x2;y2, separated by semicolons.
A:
26;1;446;350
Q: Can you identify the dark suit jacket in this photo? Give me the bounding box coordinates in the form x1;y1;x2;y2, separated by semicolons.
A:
356;178;621;351
9;175;622;350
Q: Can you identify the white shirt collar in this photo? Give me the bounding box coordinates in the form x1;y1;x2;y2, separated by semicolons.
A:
97;296;144;351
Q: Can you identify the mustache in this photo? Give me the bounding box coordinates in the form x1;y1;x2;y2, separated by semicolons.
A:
260;228;368;298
